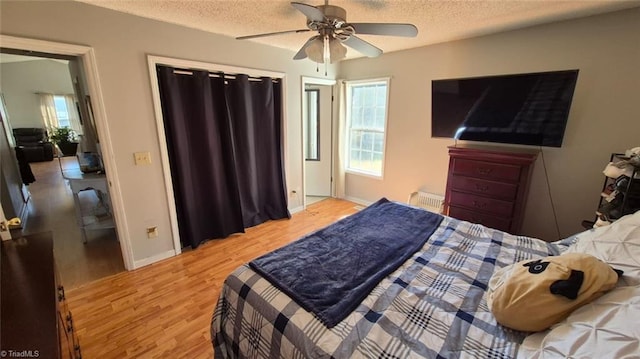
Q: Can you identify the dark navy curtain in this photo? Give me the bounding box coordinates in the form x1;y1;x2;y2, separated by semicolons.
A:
157;66;290;248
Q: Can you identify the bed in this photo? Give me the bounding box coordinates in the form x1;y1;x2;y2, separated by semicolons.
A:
211;198;640;358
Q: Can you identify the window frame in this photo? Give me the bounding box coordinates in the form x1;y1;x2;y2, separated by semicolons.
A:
344;77;391;179
304;88;320;161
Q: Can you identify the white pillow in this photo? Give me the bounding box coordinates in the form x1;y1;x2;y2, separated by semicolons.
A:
518;285;640;359
563;211;640;286
522;212;640;358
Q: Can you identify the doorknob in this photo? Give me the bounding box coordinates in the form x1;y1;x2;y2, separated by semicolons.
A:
0;217;21;231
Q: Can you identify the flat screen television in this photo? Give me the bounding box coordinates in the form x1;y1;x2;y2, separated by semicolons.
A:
431;69;579;147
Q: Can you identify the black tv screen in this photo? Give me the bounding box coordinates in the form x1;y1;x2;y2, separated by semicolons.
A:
431;69;579;147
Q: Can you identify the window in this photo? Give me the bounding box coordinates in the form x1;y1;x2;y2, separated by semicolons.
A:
53;95;71;128
305;89;320;161
345;79;389;177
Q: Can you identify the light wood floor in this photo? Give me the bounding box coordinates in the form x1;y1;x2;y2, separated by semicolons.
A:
16;157;124;289
66;199;359;359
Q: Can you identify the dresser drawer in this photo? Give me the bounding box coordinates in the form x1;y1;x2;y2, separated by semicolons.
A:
452;158;521;182
449;191;514;217
448;206;511;232
449;176;518;200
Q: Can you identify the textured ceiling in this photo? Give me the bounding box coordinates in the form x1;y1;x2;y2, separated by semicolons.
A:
75;0;640;59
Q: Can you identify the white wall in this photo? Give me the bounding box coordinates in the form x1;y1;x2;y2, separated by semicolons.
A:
0;59;73;129
0;0;336;263
338;8;640;241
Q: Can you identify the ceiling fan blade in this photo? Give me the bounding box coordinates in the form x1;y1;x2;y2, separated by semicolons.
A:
293;36;320;60
351;23;418;37
236;28;310;40
291;2;325;22
343;36;383;57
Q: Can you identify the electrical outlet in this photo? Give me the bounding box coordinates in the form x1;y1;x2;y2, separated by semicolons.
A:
147;226;158;239
134;151;152;165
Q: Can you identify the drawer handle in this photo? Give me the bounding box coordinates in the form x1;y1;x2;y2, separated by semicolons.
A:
58;285;66;302
475;184;489;192
67;312;74;333
477;167;493;175
472;201;487;208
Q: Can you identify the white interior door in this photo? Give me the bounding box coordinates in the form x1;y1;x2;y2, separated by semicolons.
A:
305;85;332;196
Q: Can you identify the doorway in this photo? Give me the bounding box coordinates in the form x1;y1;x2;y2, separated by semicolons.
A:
302;77;336;208
0;49;124;288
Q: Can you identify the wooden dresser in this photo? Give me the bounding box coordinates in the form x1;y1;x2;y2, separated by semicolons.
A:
1;232;82;359
444;145;538;234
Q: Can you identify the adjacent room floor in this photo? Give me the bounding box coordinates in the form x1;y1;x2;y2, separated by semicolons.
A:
15;156;124;289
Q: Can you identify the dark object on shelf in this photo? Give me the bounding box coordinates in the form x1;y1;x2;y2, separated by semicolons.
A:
597;197;624;222
12;127;54;162
583;153;640;229
1;232;82;358
443;144;538;234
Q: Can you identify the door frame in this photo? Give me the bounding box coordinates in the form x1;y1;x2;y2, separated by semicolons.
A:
0;35;133;270
300;77;336;209
0;95;26;227
0;195;11;241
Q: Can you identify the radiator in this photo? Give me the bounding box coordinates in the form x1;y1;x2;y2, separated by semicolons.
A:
407;191;445;214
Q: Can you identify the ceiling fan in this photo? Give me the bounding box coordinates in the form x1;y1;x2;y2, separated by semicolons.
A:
236;1;418;64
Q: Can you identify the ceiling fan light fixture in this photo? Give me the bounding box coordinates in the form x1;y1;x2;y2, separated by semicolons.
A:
305;36;325;63
328;38;346;63
305;35;347;64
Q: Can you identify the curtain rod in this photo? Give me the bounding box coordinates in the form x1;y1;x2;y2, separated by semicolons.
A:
172;69;280;83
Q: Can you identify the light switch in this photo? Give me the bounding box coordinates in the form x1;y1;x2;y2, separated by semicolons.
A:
134;151;151;165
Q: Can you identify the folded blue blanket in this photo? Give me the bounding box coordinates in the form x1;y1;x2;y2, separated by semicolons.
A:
249;198;444;328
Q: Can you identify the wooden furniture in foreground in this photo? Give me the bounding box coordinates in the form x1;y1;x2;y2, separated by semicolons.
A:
444;144;538;234
1;232;82;358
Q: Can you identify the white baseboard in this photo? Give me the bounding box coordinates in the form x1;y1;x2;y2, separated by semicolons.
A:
344;196;373;207
133;249;176;269
289;206;304;214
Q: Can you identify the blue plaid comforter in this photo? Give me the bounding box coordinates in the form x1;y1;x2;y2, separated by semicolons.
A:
212;215;563;359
